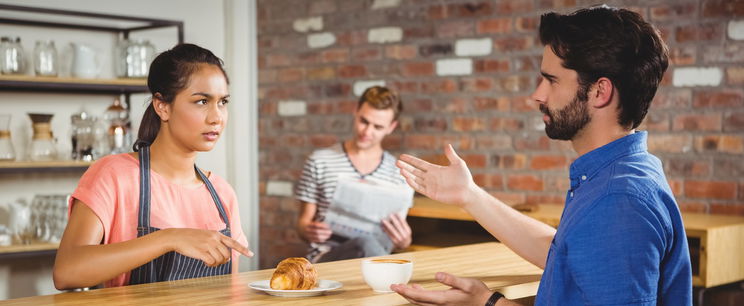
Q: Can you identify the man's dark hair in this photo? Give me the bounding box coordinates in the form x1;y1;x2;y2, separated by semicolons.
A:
358;86;403;121
539;5;669;129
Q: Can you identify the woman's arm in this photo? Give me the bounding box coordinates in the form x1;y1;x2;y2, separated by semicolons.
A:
53;200;251;289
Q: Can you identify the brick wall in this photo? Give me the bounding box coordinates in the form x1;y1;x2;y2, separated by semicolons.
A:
256;0;744;268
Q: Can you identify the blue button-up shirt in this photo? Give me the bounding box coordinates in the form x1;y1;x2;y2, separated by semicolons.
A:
535;131;692;305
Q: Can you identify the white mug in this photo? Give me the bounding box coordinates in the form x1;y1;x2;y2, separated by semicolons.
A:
70;42;99;78
361;258;413;293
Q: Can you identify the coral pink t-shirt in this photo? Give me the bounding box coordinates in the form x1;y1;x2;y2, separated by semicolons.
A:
70;153;248;288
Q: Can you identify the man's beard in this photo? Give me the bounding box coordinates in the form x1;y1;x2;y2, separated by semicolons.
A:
540;88;591;141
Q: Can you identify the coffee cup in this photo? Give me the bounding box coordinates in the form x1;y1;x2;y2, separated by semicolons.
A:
361;258;413;292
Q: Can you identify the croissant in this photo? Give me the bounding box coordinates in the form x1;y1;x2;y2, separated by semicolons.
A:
270;257;318;290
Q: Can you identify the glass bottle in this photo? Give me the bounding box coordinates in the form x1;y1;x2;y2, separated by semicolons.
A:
0;113;16;161
34;40;58;77
92;117;108;159
104;99;130;154
0;36;26;75
70;111;95;161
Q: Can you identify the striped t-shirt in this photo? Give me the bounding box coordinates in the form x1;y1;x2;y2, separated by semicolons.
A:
295;142;409;221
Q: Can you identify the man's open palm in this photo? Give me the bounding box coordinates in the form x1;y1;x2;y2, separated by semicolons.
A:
396;144;476;207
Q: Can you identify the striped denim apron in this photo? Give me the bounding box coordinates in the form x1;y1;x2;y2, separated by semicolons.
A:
129;144;232;285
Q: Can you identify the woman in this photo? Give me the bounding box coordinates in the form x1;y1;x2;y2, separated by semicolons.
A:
53;44;252;289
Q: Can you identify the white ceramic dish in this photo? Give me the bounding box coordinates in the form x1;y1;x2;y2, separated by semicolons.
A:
248;279;343;297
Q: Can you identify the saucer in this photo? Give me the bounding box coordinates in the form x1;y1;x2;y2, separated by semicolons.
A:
248;279;343;297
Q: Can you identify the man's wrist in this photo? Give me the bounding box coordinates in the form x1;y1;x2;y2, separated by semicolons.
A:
485;291;504;306
461;184;486;210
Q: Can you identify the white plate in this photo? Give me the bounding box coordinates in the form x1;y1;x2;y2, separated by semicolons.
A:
248;279;343;297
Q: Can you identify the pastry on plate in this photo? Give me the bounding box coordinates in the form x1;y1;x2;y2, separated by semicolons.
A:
270;257;318;290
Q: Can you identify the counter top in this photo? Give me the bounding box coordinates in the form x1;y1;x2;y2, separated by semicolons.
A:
4;242;542;305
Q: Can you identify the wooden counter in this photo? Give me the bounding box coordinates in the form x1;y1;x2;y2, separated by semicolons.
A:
408;197;744;288
2;242;542;305
408;197;563;227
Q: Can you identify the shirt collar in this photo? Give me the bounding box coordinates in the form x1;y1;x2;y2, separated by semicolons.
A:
568;131;648;188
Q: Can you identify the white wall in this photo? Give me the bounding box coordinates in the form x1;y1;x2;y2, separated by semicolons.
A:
0;0;258;299
223;0;260;275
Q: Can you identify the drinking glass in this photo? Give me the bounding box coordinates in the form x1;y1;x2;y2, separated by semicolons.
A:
8;199;32;244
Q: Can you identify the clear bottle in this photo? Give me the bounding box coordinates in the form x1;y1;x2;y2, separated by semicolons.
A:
0;113;15;161
0;36;26;75
103;99;130;154
92;117;108;159
70;111;95;161
34;40;58;77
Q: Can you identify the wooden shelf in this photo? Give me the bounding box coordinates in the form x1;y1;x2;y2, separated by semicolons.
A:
0;242;58;254
410;232;496;250
0;160;92;173
0;242;58;259
0;74;148;94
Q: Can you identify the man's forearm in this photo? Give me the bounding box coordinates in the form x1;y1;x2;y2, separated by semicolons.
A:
463;187;556;269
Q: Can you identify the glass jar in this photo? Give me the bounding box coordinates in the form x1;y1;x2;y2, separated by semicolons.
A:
0;36;26;75
115;39;155;78
34;40;58;77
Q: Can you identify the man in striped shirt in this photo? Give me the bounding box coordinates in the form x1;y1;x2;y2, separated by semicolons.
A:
295;86;414;263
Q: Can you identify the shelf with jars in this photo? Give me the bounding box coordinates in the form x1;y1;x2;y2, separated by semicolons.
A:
0;74;147;93
0;3;182;168
0;194;70;259
0;4;183;256
0;160;92;173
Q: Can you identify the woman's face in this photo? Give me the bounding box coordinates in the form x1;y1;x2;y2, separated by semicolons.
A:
157;64;229;152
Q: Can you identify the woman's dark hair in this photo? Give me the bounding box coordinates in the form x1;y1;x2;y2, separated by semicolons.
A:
134;43;229;151
539;6;669;129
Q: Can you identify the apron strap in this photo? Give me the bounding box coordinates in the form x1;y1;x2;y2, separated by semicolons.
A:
195;166;230;230
137;144;152;229
137;143;231;230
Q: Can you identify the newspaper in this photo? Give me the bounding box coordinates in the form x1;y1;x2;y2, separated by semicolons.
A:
325;175;414;246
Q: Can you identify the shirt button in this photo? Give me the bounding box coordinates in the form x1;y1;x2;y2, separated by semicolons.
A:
570;192;574;197
581;175;587;181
